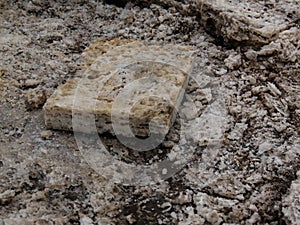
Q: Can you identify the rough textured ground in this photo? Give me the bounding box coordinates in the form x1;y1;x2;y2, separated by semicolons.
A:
0;0;299;224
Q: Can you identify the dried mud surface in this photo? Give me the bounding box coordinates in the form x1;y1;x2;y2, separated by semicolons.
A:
0;0;299;224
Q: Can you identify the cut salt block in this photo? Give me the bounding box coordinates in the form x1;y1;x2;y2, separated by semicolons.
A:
43;39;196;137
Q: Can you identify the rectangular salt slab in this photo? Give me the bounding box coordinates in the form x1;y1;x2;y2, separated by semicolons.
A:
43;39;195;137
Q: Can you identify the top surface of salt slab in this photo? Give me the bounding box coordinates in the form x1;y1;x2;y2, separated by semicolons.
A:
43;39;196;136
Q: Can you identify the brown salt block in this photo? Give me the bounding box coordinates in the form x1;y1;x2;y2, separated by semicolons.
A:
43;39;196;137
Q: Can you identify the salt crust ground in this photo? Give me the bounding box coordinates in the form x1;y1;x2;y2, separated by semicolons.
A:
0;0;299;224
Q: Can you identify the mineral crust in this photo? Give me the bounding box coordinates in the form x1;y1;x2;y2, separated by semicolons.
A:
127;0;299;45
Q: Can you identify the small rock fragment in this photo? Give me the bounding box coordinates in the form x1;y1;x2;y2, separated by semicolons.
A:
27;88;47;110
247;212;261;224
79;216;93;225
170;212;177;219
258;141;273;155
161;202;172;212
126;214;136;224
213;67;228;76
162;140;174;148
40;130;53;139
252;86;267;95
224;53;242;70
267;82;282;96
177;191;193;204
206;210;221;225
258;42;281;56
245;49;257;61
